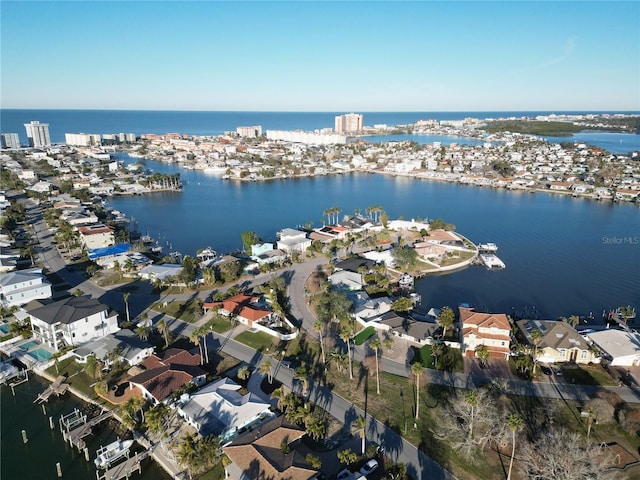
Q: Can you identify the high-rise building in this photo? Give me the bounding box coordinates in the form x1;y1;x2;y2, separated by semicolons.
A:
1;133;21;149
334;113;363;133
24;121;51;148
236;126;263;138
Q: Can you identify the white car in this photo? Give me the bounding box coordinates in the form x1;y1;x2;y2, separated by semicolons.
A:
360;459;379;475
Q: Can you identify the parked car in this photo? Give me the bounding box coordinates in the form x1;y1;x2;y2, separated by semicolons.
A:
360;459;379;475
540;365;552;376
337;468;352;480
553;367;563;376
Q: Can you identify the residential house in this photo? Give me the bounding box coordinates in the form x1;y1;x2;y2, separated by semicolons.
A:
334;256;376;274
137;264;184;282
0;268;52;308
73;328;154;367
276;228;311;254
204;293;274;327
78;224;115;250
351;291;392;325
27;296;119;352
516;319;598;364
328;270;363;291
223;416;320;480
177;377;274;443
460;307;511;359
128;348;206;404
587;330;640;366
377;311;440;345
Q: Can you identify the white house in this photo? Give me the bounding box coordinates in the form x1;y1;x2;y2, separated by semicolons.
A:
0;268;52;308
73;329;154;367
27;296;119;352
588;330;640;366
178;377;274;443
78;224;115;250
276;228;312;253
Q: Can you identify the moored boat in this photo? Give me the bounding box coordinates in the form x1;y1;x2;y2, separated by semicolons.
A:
94;438;134;469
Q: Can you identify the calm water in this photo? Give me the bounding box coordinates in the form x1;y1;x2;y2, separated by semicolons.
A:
0;376;170;480
111;156;640;320
542;130;640;154
361;133;486;146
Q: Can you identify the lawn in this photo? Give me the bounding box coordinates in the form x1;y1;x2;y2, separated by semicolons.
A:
559;363;618;387
45;357;107;405
353;326;376;346
412;344;435;369
151;299;203;323
204;315;232;333
234;330;278;352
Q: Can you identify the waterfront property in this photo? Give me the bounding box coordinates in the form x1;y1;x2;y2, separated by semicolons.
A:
223;416;320;480
460;306;511;359
0;268;52;308
128;348;206;405
78;224;116;250
27;296;119;352
73;329;155;367
587;330;640;366
516;319;598;364
177;377;274;444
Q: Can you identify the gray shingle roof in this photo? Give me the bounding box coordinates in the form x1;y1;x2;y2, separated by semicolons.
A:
28;296;108;325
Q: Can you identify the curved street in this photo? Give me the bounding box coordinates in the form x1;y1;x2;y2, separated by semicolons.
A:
25;196;640;479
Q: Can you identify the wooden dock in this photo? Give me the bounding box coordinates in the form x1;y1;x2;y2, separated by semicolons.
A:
62;410;114;451
34;375;69;403
96;449;150;480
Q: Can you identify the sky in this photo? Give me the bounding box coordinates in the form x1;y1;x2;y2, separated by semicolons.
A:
1;1;639;112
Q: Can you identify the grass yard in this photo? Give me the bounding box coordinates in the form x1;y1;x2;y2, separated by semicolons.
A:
151;299;203;323
45;357;108;406
204;315;232;333
353;326;376;346
412;344;435;369
559;363;618;387
234;330;278;352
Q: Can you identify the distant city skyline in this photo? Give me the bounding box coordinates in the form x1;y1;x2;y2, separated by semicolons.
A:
1;1;638;112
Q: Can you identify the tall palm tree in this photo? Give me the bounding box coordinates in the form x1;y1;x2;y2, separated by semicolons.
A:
506;413;525;480
353;415;366;455
411;362;424;419
438;306;455;339
260;358;273;384
123;292;131;325
432;342;445;369
294;365;309;397
530;328;543;365
157;319;170;348
314;320;326;365
339;326;354;380
189;329;203;364
464;390;479;439
370;337;382;395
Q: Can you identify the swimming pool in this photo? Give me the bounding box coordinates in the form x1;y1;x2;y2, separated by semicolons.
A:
19;341;38;350
0;323;10;334
27;348;53;362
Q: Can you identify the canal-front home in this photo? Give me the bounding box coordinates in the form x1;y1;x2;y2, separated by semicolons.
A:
27;296;119;352
460;306;512;359
516;319;598;364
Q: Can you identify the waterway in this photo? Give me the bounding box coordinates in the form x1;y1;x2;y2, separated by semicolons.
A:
0;375;171;480
111;155;640;321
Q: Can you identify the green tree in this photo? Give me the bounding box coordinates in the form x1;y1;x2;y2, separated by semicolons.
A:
337;448;358;467
306;453;322;470
237;365;250;380
145;403;170;436
123;292;131;325
411;362;424;419
241;231;260;252
353;415;367;455
157;319;171;349
568;315;580;328
530;328;543;366
260;358;273;384
339;326;354;380
464;390;480;439
136;324;150;341
370;337;382;395
391;296;413;312
314;320;326;365
475;344;490;367
391;246;419;270
506;413;525;480
438;306;455;338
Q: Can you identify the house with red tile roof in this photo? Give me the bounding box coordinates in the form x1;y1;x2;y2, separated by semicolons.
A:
223;416;320;480
460;307;512;359
128;348;206;404
78;224;115;250
203;293;274;328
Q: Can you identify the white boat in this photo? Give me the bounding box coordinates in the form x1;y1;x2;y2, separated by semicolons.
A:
477;242;498;253
480;253;505;269
94;438;134;469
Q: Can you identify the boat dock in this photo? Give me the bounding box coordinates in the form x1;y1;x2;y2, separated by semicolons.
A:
61;409;114;451
96;449;150;480
479;253;506;269
34;375;69;403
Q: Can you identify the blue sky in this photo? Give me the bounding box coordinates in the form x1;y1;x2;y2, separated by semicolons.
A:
1;1;638;111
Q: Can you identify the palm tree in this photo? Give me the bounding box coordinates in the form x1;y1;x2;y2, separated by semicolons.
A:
237;365;250;380
411;362;424;420
464;390;479;439
370;337;382;395
157;319;170;348
353;415;367;455
506;413;525;480
475;344;490;367
294;365;309;397
260;358;273;384
383;335;394;351
313;320;326;365
337;448;357;467
568;315;580;328
189;329;203;364
339;327;354;380
123;292;131;325
438;306;455;339
198;326;210;365
530;328;543;366
136;324;150;341
432;342;445;369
